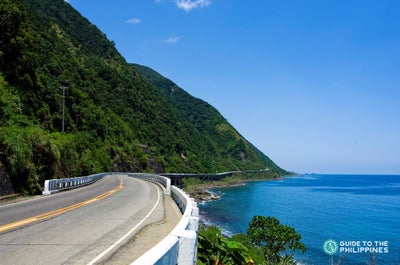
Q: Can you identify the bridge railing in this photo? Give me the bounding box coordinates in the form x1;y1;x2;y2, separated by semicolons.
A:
131;180;199;265
42;172;108;195
128;173;171;195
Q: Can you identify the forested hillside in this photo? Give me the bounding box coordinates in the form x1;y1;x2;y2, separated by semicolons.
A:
132;64;286;175
0;0;286;195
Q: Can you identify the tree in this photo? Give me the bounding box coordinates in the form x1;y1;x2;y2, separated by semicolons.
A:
247;216;306;264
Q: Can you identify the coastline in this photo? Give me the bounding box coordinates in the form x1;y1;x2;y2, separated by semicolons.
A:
186;181;244;203
185;174;285;203
196;174;400;264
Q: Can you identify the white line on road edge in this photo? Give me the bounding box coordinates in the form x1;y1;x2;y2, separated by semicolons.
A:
87;183;162;265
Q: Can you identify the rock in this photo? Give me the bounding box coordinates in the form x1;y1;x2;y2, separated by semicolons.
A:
187;187;220;203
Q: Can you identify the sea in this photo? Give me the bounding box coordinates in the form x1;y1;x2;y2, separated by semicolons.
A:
199;174;400;265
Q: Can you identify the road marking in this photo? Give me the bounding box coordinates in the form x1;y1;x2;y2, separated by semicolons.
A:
87;182;162;265
0;178;124;234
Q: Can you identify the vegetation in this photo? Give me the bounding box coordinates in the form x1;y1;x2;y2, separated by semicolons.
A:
198;216;306;265
198;225;254;265
0;0;287;195
247;216;306;263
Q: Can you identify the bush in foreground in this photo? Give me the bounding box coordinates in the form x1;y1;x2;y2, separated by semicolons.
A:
198;216;306;265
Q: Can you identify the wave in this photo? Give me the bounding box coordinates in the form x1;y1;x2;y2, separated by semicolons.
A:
199;214;234;237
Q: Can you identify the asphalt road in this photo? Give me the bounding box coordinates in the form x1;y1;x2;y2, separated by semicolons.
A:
0;174;165;265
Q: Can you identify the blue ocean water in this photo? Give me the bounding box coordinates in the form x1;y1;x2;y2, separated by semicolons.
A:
199;174;400;265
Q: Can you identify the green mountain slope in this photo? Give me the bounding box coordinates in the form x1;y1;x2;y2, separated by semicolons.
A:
132;64;286;175
0;0;286;194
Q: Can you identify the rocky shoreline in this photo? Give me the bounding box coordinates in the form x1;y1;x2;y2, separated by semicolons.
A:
185;180;246;203
185;175;285;203
188;187;220;203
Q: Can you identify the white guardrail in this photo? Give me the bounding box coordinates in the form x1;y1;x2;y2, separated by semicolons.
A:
42;172;108;195
42;172;199;265
128;173;199;265
129;173;171;195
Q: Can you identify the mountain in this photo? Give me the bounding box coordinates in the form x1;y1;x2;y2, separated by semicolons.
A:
132;64;286;174
0;0;286;195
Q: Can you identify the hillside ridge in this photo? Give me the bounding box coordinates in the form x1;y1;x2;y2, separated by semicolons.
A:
0;0;286;195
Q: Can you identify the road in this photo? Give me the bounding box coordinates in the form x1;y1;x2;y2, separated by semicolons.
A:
0;174;165;265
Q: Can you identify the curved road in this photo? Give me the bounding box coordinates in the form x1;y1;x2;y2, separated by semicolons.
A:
0;174;164;265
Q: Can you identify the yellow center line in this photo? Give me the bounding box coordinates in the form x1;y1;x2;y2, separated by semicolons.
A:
0;178;124;234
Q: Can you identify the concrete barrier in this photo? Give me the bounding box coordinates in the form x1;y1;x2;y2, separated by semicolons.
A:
42;172;107;195
131;181;199;265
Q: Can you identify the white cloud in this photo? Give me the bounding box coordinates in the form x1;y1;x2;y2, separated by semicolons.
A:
176;0;211;12
165;36;180;44
126;18;141;24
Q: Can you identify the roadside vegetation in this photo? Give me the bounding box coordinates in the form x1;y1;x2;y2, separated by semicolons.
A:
197;216;306;265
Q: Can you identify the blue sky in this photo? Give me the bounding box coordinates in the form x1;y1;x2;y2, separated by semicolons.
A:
67;0;400;174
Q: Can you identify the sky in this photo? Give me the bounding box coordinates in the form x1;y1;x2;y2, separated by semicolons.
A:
67;0;400;174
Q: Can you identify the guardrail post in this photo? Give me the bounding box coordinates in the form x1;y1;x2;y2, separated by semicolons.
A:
42;180;51;195
165;177;171;195
175;230;198;265
187;216;199;232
